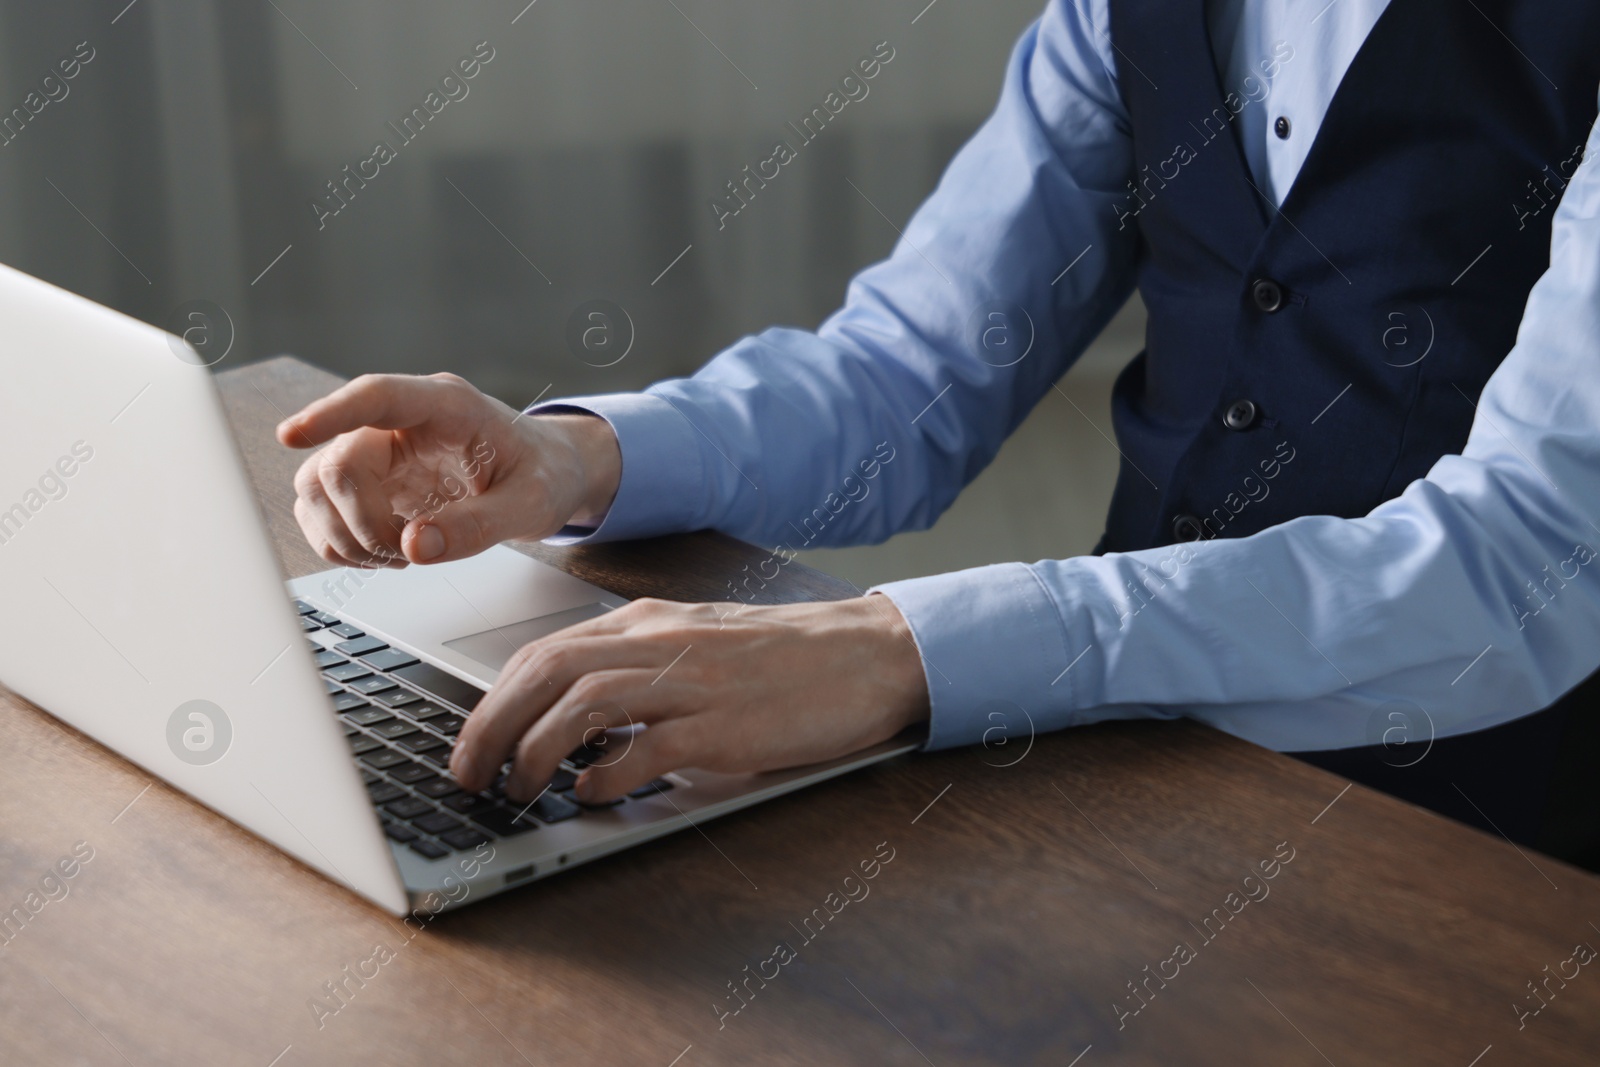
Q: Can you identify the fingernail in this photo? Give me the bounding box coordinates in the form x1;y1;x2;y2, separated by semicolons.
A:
572;774;593;803
414;524;445;561
451;751;475;785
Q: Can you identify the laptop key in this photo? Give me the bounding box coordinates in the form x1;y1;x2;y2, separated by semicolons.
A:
370;720;418;741
565;742;614;768
397;701;451;722
528;792;582;824
383;822;419;843
339;721;359;737
324;662;373;683
390;762;437;784
342;708;394;728
360;769;381;785
398;733;447;754
368;782;407;804
314;649;347;669
471;807;539;837
384;797;435;819
293;599;317;616
432;714;467;736
390;663;485;711
347;735;384;755
348;675;398;696
420;749;454;767
335;635;389;657
439;827;490;851
371;688;422;708
409;840;449;860
547;768;579;793
332;692;370;712
362;647;420;672
412;811;465;835
414;778;461;799
359;748;410;769
299;616;324;632
328;623;364;639
443;794;497;817
323;678;344;695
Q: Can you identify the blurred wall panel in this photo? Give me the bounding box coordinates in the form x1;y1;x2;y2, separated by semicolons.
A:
0;0;1074;399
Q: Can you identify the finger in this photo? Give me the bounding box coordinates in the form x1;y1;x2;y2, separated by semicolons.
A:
293;475;379;568
450;635;676;790
316;446;405;561
572;719;701;803
502;669;684;801
293;496;367;569
398;493;526;564
277;373;463;449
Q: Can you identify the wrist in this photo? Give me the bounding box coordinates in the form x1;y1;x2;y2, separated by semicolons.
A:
858;593;932;731
541;413;621;528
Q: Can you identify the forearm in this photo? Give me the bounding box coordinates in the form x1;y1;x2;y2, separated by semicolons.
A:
879;449;1600;754
877;115;1600;751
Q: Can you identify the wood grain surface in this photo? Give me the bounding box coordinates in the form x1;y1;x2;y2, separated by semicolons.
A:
2;356;1597;1067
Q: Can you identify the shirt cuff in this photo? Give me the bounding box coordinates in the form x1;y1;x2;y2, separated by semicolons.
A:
528;393;708;545
871;562;1077;751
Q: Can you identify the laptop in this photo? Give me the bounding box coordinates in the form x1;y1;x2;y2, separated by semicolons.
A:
0;261;921;916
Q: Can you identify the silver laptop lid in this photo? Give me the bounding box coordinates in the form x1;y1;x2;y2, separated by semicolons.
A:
0;261;408;914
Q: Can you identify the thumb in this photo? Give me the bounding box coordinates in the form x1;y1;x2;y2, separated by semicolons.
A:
400;496;515;563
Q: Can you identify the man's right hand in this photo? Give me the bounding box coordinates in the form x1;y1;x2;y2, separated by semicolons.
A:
275;373;621;568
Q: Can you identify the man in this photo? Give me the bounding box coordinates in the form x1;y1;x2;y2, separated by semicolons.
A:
279;0;1600;859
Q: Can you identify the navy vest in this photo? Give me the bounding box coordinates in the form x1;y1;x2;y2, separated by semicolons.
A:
1100;0;1600;553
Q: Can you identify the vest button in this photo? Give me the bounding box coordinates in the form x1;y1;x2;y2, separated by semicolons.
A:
1251;278;1284;312
1171;514;1205;542
1223;399;1258;431
1274;116;1291;140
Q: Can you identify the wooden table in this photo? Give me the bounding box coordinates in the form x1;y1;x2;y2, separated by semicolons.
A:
3;355;1598;1067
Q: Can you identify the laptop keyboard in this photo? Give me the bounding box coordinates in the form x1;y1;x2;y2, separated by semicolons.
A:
294;598;673;861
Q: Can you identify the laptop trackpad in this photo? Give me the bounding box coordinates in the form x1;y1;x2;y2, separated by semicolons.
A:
442;602;613;673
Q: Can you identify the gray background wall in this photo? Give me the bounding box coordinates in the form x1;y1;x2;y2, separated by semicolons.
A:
0;0;1142;589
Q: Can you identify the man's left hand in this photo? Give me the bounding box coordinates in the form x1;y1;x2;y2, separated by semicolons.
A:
448;594;931;803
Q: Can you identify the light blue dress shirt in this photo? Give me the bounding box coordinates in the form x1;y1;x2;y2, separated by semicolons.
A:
535;0;1600;754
